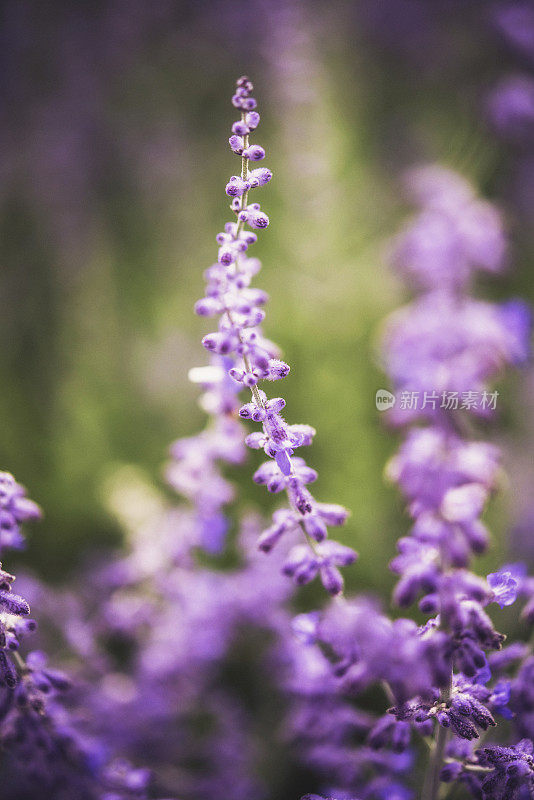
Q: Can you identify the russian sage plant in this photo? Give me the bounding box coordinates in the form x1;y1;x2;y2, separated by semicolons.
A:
196;76;357;596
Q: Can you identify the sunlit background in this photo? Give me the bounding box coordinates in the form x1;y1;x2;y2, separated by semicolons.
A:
1;0;533;595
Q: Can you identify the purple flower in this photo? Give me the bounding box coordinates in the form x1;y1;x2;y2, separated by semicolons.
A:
490;680;513;720
253;456;318;492
391;674;497;742
283;540;357;595
225;176;250;197
478;739;534;799
487;570;519;609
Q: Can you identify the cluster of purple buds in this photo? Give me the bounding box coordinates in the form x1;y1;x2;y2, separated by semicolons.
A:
442;739;534;799
0;472;175;800
231;75;258;112
225;168;271;197
197;77;276;383
0;471;41;553
384;173;526;597
386;428;521;683
281;540;357;596
386;427;500;571
260;160;534;800
0;479;79;780
390;673;504;743
196;77;357;594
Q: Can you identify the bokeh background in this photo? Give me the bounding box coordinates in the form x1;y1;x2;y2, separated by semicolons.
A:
1;0;533;591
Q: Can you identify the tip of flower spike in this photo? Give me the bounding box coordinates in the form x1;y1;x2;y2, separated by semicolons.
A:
232;77;257;111
236;75;252;89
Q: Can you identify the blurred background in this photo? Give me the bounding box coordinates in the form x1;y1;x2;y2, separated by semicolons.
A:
1;0;533;589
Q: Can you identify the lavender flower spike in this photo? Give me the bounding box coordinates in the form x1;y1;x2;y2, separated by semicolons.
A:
382;167;532;800
196;77;356;594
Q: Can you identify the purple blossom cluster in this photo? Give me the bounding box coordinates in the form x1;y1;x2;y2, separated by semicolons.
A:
0;472;173;800
195;76;356;596
377;168;532;798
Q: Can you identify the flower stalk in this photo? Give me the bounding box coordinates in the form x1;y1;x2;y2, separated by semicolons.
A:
196;76;357;595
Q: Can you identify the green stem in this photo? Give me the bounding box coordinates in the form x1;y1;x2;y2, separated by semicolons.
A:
422;675;452;800
235;114;249;238
12;650;27;674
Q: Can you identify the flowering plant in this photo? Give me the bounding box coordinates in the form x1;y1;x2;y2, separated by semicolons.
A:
2;59;534;800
